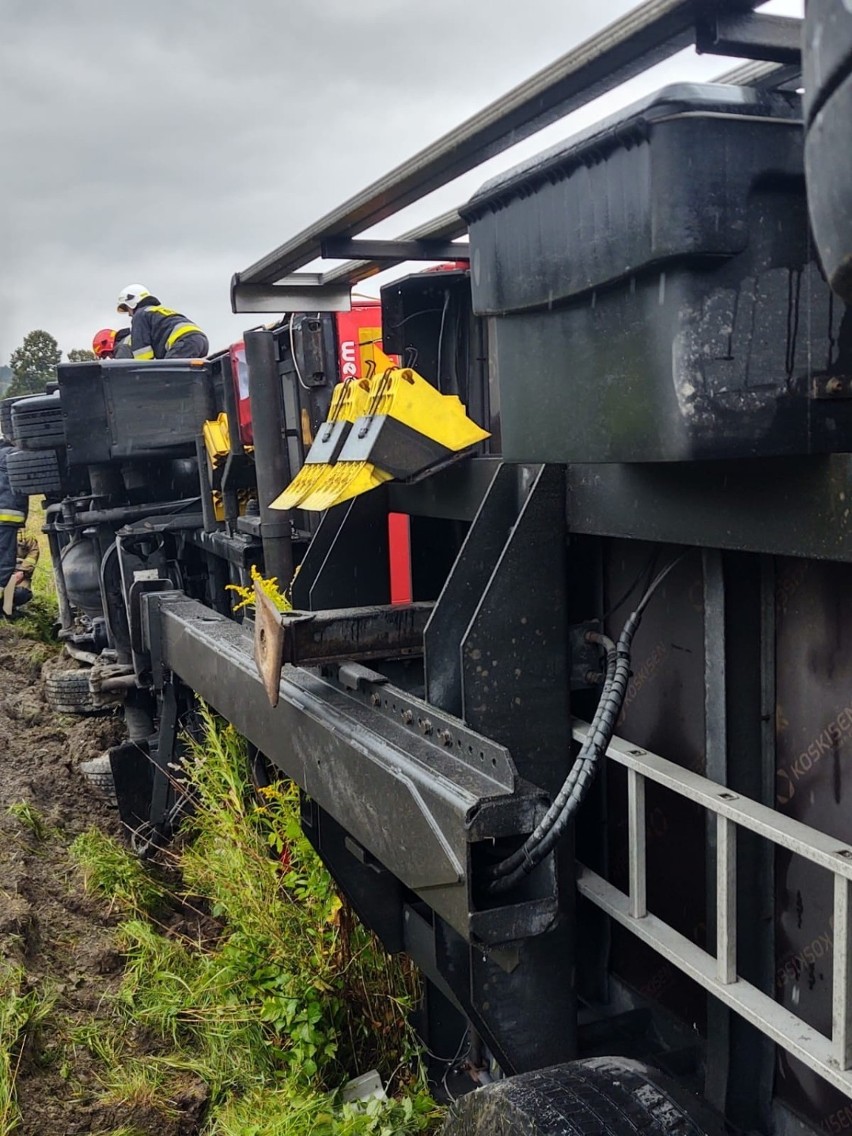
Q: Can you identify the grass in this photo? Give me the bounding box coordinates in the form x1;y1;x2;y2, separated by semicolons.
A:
5;496;59;645
6;802;50;841
0;968;55;1136
70;829;166;917
66;708;440;1134
2;532;440;1133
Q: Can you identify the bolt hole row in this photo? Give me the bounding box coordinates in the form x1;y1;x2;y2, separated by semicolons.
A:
378;697;497;768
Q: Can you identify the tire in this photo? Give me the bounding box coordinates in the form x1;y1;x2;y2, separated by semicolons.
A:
11;393;65;450
44;670;102;716
804;1;852;302
6;449;64;495
0;397;21;442
443;1058;718;1136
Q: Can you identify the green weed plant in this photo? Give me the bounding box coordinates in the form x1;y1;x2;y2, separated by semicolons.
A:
71;708;439;1134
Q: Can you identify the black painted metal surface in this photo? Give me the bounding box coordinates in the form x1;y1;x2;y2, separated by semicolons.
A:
466;85;852;464
142;591;557;946
568;458;852;561
278;602;433;666
244;330;294;586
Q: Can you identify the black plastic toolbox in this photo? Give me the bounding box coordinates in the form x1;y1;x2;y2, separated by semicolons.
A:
58;360;215;465
463;84;852;463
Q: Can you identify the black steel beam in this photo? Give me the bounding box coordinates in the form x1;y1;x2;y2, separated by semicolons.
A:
322;208;467;288
567;457;852;561
244;330;294;584
234;0;760;292
696;12;802;65
278;602;434;666
320;238;469;263
142;592;556;944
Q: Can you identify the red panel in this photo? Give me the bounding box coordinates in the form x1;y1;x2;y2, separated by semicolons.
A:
229;341;253;445
334;303;383;381
388;512;412;605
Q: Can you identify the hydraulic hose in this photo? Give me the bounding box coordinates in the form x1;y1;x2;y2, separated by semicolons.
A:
486;555;684;894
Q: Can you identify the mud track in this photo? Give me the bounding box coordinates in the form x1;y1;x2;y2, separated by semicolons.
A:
0;626;206;1135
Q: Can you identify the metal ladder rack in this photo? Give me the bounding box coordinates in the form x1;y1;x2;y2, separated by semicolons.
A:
573;720;852;1098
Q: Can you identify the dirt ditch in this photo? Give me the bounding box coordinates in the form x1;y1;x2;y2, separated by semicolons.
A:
0;624;207;1136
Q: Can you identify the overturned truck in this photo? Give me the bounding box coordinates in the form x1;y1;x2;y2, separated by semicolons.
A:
7;1;852;1131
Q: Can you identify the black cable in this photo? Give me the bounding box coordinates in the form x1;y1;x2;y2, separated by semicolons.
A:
486;553;685;893
435;290;451;392
602;548;658;621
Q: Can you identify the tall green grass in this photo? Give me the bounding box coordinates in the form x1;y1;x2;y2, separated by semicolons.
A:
0;968;55;1136
70;708;439;1134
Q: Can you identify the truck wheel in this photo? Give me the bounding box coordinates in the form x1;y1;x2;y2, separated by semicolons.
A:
6;449;64;495
804;0;852;301
0;397;20;442
44;670;102;716
11;394;65;450
443;1058;717;1136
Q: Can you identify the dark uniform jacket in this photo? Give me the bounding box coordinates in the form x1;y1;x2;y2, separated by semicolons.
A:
114;328;133;359
130;298;204;360
0;441;26;526
0;441;27;596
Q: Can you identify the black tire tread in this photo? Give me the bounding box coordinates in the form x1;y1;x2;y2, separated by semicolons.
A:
44;670;99;715
11;404;65;450
0;397;20;442
6;449;63;494
443;1059;712;1136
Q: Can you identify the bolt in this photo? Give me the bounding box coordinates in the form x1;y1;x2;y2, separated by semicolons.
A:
370;693;381;707
438;729;454;747
401;708;413;724
419;718;433;736
826;378;845;395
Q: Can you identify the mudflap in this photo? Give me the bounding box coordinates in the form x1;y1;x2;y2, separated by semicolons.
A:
109;740;153;834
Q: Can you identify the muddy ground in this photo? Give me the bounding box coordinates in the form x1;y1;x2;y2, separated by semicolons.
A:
0;624;207;1135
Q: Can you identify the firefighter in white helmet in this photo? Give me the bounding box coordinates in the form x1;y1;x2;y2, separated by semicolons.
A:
116;283;209;361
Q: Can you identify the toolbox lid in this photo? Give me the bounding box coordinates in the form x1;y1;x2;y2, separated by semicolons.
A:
463;83;803;314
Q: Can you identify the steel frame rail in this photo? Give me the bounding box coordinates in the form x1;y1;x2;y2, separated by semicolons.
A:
231;0;788;311
573;721;852;1097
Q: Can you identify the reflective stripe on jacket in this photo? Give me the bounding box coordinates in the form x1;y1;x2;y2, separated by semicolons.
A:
130;301;205;360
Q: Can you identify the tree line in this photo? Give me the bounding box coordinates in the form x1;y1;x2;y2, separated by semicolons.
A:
1;330;96;399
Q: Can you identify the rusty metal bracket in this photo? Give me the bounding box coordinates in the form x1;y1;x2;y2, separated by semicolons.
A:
254;583;285;707
254;598;434;705
811;375;852;400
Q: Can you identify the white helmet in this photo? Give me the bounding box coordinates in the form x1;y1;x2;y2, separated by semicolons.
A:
117;283;151;313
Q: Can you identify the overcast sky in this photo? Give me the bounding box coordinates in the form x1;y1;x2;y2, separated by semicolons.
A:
0;0;802;362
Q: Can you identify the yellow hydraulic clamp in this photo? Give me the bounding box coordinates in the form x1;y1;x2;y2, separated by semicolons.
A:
272;367;490;513
202;412;253;519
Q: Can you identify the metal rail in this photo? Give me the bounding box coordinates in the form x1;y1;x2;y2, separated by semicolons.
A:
232;0;771;310
574;721;852;1097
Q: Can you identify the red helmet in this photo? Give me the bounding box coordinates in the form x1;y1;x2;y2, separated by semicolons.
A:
92;328;117;358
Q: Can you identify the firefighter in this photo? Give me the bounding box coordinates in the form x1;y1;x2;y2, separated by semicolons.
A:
0;437;30;618
116;284;209;360
2;532;39;617
92;327;132;359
